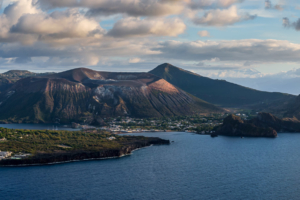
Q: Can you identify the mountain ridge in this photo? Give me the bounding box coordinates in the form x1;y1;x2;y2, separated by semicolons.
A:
149;63;295;108
0;68;223;123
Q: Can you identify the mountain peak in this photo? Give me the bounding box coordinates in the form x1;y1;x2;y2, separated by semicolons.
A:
149;63;203;81
152;63;183;72
149;63;294;108
0;67;223;123
46;67;100;82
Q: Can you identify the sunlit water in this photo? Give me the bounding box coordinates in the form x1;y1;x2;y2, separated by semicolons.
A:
1;130;300;200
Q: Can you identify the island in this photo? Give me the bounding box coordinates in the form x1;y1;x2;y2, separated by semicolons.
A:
0;128;169;166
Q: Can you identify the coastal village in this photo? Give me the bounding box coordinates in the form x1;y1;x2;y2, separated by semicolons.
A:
0;137;31;160
0;146;31;161
0;113;251;162
73;113;250;134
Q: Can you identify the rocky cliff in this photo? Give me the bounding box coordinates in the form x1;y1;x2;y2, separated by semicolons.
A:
215;112;300;137
215;114;277;137
0;68;223;123
251;112;300;132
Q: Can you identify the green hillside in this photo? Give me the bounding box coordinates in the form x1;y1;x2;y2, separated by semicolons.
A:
149;63;295;108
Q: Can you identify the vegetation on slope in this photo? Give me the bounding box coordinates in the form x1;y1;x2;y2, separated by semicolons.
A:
0;128;157;154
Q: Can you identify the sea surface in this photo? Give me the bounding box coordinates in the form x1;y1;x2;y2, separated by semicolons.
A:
1;129;300;200
0;124;80;131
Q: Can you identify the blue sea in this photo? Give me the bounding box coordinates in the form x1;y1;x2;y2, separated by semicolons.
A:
0;124;80;131
1;129;300;200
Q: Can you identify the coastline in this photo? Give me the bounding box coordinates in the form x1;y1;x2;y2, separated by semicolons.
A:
0;145;155;167
0;138;170;167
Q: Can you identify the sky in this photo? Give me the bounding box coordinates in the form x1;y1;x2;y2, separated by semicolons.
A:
0;0;300;93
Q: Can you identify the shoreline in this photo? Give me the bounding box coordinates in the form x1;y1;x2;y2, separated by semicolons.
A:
0;145;154;167
0;139;170;167
0;123;183;133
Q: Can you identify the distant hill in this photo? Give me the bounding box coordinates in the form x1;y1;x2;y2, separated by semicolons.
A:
283;95;300;120
0;68;223;123
149;63;295;108
215;112;300;137
2;70;35;77
1;70;53;79
0;70;54;94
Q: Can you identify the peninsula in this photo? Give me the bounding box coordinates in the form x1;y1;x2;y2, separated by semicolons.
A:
0;128;169;166
214;112;300;138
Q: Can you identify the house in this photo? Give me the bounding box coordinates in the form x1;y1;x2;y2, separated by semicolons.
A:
107;136;116;141
12;153;31;159
0;151;12;158
0;138;7;142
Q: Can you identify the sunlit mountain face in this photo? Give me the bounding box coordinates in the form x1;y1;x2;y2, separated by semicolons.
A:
0;67;223;123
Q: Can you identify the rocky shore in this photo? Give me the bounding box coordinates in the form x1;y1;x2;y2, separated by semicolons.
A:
214;114;278;138
0;138;170;166
214;112;300;138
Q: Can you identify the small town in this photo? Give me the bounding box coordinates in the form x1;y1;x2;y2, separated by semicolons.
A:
0;112;252;161
73;113;250;134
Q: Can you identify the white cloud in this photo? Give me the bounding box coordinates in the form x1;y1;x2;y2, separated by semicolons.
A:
3;0;40;24
0;0;294;71
192;6;256;26
198;30;210;37
11;9;105;41
38;0;185;17
128;58;143;63
204;68;262;78
0;0;105;46
38;0;245;17
189;0;243;9
108;17;186;37
155;39;300;63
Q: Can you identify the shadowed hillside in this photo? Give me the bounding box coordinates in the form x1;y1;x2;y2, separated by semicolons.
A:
149;63;295;108
0;70;54;94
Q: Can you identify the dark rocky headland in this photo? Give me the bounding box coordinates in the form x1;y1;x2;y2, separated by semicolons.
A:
0;137;170;166
214;112;300;138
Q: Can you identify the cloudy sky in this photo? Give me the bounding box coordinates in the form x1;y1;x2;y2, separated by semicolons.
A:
0;0;300;93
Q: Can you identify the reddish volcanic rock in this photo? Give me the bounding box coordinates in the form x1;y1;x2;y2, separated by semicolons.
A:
0;68;223;123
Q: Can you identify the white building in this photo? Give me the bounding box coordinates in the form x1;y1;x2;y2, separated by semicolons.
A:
0;151;12;159
107;137;116;141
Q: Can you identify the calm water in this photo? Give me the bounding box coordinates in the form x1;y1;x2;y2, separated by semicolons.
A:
0;124;80;131
1;131;300;200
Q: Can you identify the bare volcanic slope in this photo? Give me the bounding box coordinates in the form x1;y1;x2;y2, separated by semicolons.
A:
0;68;223;123
149;63;295;108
